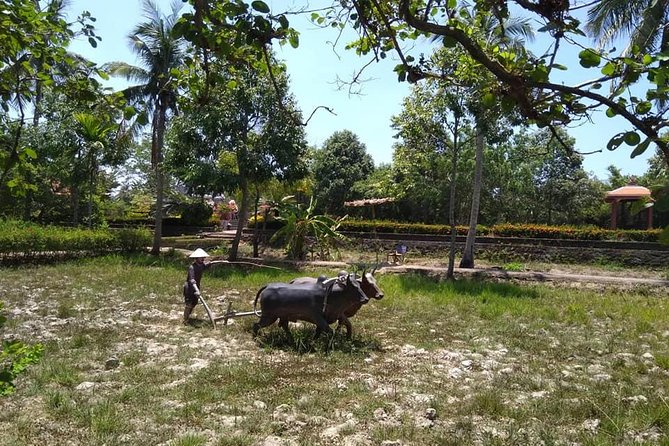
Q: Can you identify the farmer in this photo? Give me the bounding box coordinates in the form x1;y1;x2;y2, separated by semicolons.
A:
182;248;226;325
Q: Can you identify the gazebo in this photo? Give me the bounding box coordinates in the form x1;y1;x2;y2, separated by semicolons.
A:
343;197;394;220
604;180;653;229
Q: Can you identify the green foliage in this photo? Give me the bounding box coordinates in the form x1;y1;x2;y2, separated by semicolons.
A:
1;0;104;202
167;54;308;196
314;0;669;169
270;196;346;260
178;201;213;226
0;302;43;396
0;219;151;259
339;219;661;242
341;219;481;236
491;223;660;242
311;130;375;215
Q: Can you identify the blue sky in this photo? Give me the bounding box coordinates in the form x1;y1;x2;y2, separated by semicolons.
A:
66;0;655;181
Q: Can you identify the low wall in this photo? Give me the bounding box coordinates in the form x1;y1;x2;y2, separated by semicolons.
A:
245;229;669;268
347;232;669;268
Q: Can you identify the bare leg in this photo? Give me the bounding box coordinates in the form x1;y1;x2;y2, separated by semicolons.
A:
183;305;194;325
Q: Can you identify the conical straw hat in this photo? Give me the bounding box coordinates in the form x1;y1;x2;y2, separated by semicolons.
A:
189;248;210;258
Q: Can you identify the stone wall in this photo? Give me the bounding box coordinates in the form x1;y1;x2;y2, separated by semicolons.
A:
345;233;669;268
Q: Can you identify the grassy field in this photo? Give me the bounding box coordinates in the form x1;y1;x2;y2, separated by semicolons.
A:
1;252;669;445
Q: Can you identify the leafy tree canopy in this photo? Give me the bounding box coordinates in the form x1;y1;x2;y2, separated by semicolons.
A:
312;130;375;215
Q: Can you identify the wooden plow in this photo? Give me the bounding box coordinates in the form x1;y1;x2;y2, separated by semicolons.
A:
199;294;257;328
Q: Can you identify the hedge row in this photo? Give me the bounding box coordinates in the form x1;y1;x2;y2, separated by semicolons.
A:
0;220;152;256
489;223;661;242
340;220;662;242
109;214;662;243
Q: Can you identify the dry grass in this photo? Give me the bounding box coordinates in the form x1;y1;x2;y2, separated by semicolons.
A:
1;251;668;445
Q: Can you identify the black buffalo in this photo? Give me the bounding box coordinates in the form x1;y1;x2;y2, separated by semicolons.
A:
290;271;384;338
253;273;368;339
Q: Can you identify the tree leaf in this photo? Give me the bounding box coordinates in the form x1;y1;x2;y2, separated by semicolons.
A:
635;101;652;114
630;137;651;157
579;49;601;68
251;1;270;13
606;133;625;150
442;36;457;48
601;62;616;76
623;131;640;146
289;33;299;49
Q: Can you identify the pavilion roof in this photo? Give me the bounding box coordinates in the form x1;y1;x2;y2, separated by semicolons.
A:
604;185;652;203
344;197;394;207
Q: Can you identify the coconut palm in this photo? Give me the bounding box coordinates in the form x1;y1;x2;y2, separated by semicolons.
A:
452;7;534;269
105;0;185;254
586;0;669;54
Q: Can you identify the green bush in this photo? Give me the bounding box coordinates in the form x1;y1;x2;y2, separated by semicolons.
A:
177;201;213;226
1;302;43;396
490;223;660;242
247;217;662;243
0;220;151;258
339;219;490;236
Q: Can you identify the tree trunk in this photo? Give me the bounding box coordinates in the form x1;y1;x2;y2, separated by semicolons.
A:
228;177;248;261
252;184;260;258
446;141;459;279
71;185;79;225
151;103;167;255
87;169;94;228
460;130;484;268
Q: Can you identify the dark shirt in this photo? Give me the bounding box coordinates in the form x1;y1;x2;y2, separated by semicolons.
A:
184;261;210;298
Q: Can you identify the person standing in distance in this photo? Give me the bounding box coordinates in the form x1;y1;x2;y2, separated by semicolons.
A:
182;248;226;325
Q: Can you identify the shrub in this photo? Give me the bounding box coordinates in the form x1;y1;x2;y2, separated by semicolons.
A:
339;219;490;236
1;302;43;396
246;217;661;243
0;220;151;260
178;201;213;226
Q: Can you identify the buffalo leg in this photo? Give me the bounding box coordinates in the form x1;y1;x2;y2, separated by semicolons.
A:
253;315;278;337
278;319;293;341
313;315;333;339
340;317;353;339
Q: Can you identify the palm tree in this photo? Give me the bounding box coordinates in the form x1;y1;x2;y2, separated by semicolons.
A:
586;0;669;55
456;9;534;269
105;0;185;255
73;113;116;227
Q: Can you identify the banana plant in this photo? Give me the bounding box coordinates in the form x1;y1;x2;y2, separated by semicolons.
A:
271;196;347;260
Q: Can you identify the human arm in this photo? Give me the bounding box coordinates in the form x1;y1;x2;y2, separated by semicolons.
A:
187;265;201;296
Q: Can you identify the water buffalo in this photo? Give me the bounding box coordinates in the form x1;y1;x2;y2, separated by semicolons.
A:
253;273;368;339
290;271;384;338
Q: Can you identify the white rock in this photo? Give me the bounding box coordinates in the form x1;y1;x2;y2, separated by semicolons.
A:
262;435;297;446
75;381;97;391
623;395;648;406
253;400;267;410
448;367;464;379
591;373;612;382
582;418;600;433
373;408;387;421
